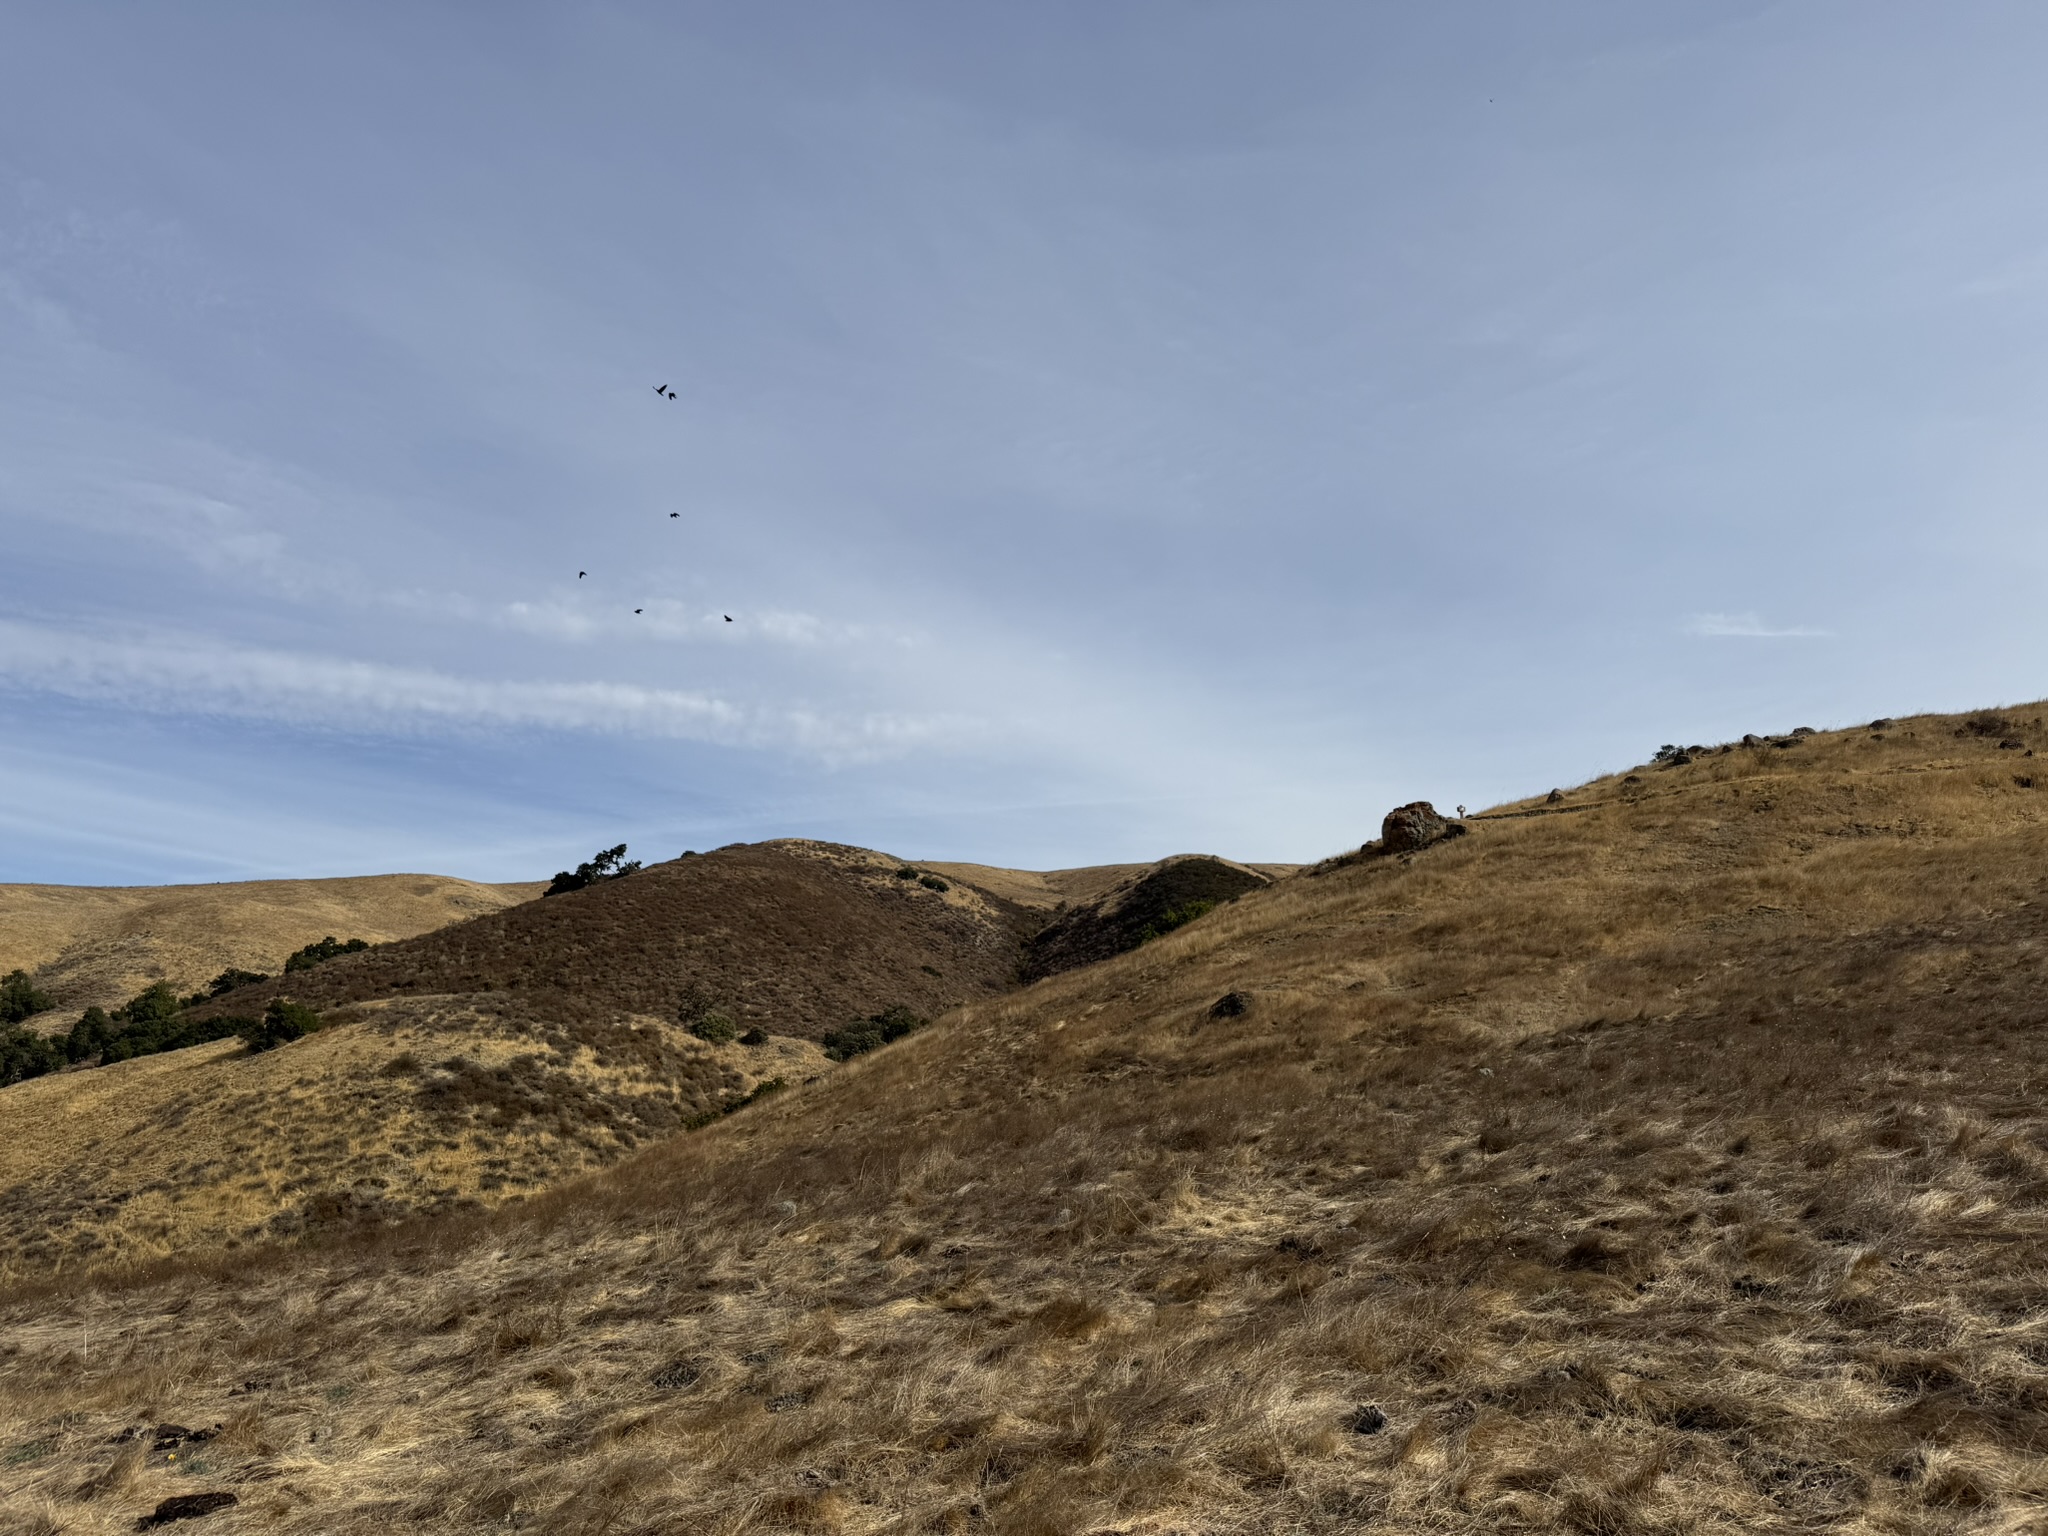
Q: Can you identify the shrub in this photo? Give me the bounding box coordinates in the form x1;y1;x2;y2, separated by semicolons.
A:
544;844;642;897
918;875;950;893
822;1004;926;1062
284;937;369;973
739;1026;769;1046
894;867;919;880
1135;899;1217;945
240;999;324;1053
186;967;269;1005
690;1011;739;1045
0;970;54;1025
82;985;244;1064
0;1026;62;1087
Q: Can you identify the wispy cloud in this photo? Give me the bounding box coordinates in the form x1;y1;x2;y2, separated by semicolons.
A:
1684;611;1832;639
0;619;978;761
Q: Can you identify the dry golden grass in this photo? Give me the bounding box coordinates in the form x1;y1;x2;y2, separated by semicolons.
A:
0;874;544;1016
6;707;2048;1533
0;994;822;1280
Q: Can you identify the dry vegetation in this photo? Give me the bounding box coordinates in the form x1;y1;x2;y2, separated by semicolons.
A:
0;995;822;1279
189;841;1036;1041
6;708;2048;1534
0;874;543;1019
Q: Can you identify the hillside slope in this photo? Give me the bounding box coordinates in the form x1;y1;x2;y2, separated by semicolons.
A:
0;873;544;1016
8;707;2048;1534
189;839;1036;1040
0;839;1035;1276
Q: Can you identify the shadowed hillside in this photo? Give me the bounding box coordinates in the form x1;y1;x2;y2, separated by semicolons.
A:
1019;854;1276;981
8;707;2048;1533
190;839;1037;1041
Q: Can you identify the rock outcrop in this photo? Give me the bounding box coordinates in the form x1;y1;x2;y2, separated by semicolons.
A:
1379;801;1468;855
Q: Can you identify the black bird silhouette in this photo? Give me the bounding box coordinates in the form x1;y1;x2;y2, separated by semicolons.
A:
653;383;667;395
634;608;643;615
578;571;586;579
669;512;679;518
724;615;733;622
666;390;676;400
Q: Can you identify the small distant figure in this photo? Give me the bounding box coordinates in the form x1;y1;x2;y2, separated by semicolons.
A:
634;608;643;614
670;512;680;518
724;615;733;622
1456;805;1466;818
578;571;586;579
653;383;667;395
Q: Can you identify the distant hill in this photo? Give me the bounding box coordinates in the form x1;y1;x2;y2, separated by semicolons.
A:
0;872;544;1016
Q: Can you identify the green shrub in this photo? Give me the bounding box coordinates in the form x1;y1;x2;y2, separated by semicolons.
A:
822;1004;927;1062
690;1010;739;1045
0;1026;63;1087
83;985;244;1064
918;874;950;893
544;843;642;897
739;1026;769;1046
1136;899;1217;945
0;970;54;1025
186;967;269;1005
284;936;369;973
894;866;919;880
240;999;324;1053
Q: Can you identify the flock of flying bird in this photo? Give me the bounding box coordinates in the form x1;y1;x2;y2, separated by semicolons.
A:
574;384;732;623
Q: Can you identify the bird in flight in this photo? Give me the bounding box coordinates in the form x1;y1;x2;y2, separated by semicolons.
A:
669;512;679;518
652;383;666;395
578;571;586;579
724;615;733;622
634;608;643;615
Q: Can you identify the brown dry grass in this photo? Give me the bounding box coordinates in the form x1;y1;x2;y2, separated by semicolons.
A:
0;994;823;1278
6;708;2048;1533
0;874;543;1016
186;841;1035;1041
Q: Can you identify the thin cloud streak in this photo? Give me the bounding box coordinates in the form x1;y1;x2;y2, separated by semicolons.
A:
0;620;978;760
1684;612;1832;639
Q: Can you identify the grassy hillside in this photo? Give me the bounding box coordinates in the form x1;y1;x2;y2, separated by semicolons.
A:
6;707;2048;1534
0;994;823;1278
0;873;544;1017
0;839;1042;1277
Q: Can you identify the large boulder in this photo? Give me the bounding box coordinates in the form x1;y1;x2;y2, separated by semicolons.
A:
1380;802;1467;855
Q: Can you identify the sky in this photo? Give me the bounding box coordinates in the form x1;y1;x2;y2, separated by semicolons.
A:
7;2;2048;885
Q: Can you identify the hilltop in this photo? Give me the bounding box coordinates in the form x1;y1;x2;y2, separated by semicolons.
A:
6;706;2048;1533
186;839;1038;1041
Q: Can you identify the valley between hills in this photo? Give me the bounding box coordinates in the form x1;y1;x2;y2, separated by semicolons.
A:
4;707;2048;1534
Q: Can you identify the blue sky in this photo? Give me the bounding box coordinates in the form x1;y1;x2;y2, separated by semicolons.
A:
7;3;2048;884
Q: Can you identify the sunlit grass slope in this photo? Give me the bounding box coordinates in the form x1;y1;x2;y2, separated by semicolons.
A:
0;874;544;1016
6;707;2048;1534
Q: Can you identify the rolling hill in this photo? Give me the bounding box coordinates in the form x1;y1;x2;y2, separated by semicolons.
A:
0;873;545;1019
6;706;2048;1534
0;840;1266;1278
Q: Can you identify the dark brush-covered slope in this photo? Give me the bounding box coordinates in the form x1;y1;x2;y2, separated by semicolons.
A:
1019;853;1273;981
193;841;1037;1040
